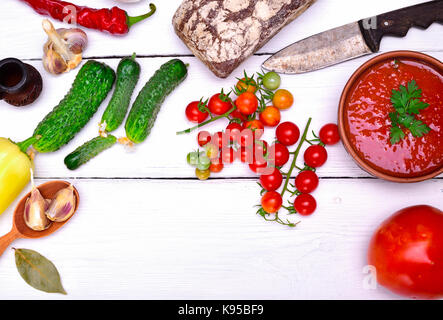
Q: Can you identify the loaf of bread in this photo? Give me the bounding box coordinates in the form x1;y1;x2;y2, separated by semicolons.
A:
172;0;316;78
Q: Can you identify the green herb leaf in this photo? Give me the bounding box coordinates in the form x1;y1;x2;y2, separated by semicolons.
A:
14;248;67;295
390;125;405;145
389;80;431;144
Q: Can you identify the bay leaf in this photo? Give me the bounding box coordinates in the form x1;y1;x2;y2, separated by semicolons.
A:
14;248;67;295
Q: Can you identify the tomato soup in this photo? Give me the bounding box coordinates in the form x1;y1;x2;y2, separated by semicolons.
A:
344;58;442;177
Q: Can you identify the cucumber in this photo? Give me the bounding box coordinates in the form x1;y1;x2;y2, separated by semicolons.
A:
101;54;140;132
64;135;117;170
125;59;188;144
31;60;115;153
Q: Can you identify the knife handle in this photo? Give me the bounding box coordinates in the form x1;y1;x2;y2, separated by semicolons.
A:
359;0;443;52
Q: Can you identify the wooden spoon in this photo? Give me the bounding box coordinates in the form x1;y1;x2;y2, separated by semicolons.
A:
0;181;79;257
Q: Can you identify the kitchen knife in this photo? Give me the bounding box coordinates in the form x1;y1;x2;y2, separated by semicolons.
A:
262;0;443;74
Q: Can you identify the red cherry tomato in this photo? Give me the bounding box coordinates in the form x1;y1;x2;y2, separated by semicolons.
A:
186;101;209;123
261;191;283;214
236;92;258;115
236;77;257;93
221;147;236;164
319;123;340;145
260;168;283;191
259;106;281;127
368;205;443;299
239;121;264;147
293;194;317;216
209;158;224;173
208;93;232;115
276;122;300;146
240;146;253;163
197;131;211;147
304;145;328;168
230;107;248;121
268;143;290;167
226;122;243;142
254;140;268;158
212;132;226;150
249;158;268;174
295;170;319;194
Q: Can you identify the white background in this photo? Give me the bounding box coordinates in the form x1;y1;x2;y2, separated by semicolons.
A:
0;0;441;299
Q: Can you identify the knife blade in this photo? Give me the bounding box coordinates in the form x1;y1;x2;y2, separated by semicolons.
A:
262;0;443;74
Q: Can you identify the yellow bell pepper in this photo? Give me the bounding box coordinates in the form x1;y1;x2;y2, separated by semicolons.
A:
0;137;34;214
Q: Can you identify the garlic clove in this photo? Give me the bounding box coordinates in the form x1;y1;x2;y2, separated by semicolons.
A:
42;19;87;75
57;28;88;55
43;43;68;74
45;184;76;222
24;186;52;231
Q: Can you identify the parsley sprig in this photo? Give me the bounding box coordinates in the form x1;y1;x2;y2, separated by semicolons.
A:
389;80;431;144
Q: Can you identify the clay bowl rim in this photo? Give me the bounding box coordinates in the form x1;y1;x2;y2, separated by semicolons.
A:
13;180;80;239
338;50;443;183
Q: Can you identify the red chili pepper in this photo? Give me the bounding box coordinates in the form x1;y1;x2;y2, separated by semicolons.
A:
19;0;156;35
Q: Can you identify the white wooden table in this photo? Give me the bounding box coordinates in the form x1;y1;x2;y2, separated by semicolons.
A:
0;0;441;300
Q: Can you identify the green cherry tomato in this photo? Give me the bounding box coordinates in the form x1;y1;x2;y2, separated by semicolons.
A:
187;152;198;166
197;154;211;170
262;72;281;90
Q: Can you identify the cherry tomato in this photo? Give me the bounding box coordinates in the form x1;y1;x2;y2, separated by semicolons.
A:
236;92;258;115
205;143;219;160
261;191;283;214
293;194;316;216
212;132;226;150
240;120;264;146
254;140;268;158
195;168;210;180
268;143;289;167
304;145;328;168
262;71;281;90
186;101;209;123
208;93;232;115
259;106;281;127
319;123;340;145
240;147;253;163
295;170;319;193
236;77;257;93
221;147;236;164
230;106;248;121
276;122;300;146
209;158;224;173
260;168;283;191
272;89;294;110
226;122;243;142
368;205;443;299
197;131;211;147
249;158;268;174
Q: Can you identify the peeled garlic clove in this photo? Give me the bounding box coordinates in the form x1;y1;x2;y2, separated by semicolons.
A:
45;185;76;222
24;187;52;231
57;28;88;55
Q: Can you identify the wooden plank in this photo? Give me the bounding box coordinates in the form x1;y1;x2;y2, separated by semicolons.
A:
1;54;441;179
0;178;441;299
2;0;441;59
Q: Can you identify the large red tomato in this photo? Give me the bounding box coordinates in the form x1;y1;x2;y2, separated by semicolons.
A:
368;205;443;299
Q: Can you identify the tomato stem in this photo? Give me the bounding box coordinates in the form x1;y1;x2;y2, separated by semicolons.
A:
176;106;236;135
280;118;312;198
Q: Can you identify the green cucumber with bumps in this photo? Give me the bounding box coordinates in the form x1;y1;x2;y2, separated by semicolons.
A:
125;59;188;143
28;60;115;153
63;55;141;170
64;135;117;170
101;54;141;132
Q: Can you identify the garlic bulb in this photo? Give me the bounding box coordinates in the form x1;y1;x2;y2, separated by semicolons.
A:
24;170;52;231
42;19;87;75
45;184;76;222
